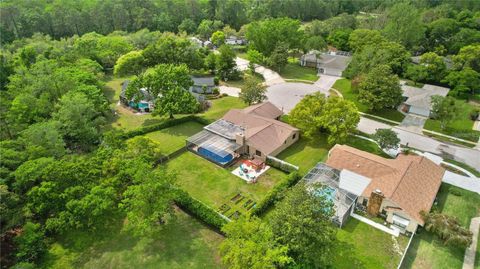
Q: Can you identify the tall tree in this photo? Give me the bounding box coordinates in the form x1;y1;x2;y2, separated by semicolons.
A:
289;93;359;144
211;30;226;47
216;45;237;80
373;129;400;150
126;64;198;118
114;50;145;76
239;76;267;105
348;29;386;52
430;96;461;130
443;68;480;96
270;182;337;267
358;65;403;111
419;52;446;82
19;121;65;160
383;3;425;50
220;217;292;269
267;43;288;72
246;18;303;56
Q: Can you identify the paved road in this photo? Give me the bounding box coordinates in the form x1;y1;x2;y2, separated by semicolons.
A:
235;57;284;86
314;74;340;92
358;117;480;171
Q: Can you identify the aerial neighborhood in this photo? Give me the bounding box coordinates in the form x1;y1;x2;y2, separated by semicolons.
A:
1;1;480;269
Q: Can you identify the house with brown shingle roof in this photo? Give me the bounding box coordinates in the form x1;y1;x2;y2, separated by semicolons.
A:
186;102;299;166
324;144;445;233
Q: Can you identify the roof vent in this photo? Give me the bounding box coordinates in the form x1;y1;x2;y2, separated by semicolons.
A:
375;189;382;194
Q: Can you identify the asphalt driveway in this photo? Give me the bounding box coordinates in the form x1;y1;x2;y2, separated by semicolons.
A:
399;114;426;133
266;82;328;113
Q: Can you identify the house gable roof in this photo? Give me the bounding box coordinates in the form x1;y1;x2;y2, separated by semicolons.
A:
326;145;445;225
402;84;450;110
221;102;298;155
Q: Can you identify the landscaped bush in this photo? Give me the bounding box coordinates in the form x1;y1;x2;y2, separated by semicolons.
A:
251;172;301;216
173;189;228;231
266;156;298;173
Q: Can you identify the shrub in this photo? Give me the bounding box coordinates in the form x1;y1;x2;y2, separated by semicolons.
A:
14;222;46;264
213;87;220;95
422;212;473;249
173;189;228;231
469;108;479;121
251;172;301;216
266;157;298;173
123;116;197;138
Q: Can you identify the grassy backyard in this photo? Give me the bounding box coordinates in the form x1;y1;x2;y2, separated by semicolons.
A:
279;57;319;82
333;79;406;122
198;96;247;123
164;151;288;215
220;73;264;89
141;121;205;154
401;184;480;269
423;101;480;142
276;134;390;175
40;209;224;269
334;219;410;269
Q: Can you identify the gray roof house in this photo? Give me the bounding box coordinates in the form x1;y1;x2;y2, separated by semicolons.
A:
400;82;450;117
190;76;216;94
300;51;352;77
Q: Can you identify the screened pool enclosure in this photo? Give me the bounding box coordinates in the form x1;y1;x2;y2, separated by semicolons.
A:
186;130;241;166
304;163;358;227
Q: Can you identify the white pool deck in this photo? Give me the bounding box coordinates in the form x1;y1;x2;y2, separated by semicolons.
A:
232;165;270;183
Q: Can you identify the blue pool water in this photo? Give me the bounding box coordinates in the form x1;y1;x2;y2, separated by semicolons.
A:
198;147;233;165
315;186;336;203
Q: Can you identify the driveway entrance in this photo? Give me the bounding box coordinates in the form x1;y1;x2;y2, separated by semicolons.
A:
399;114;427;134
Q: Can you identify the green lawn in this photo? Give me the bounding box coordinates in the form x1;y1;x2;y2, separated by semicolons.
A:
279;58;319;82
276;136;329;175
276;134;390;175
220;73;264;89
333;79;406;122
424;101;480;142
334;218;410;269
40;209;224;269
141;121;205;154
164;152;288;213
198;96;247;123
401;184;480;269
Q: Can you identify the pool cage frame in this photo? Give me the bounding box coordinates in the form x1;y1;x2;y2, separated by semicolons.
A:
186;130;242;167
304;163;358;227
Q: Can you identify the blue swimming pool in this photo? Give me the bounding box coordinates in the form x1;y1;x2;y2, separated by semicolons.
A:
315;186;336;203
198;147;233;165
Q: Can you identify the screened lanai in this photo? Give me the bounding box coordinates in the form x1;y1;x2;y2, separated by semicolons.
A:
187;130;242;166
304;163;358;227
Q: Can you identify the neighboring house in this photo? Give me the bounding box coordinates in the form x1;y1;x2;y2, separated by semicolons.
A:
300;51;352;77
225;36;246;45
316;144;445;234
401;83;450;117
187;102;299;166
189;37;203;48
190;76;216;94
120;80;155;112
411;55;453;70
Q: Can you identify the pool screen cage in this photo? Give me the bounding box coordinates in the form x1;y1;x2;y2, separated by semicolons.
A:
186;130;242;167
304;163;358;227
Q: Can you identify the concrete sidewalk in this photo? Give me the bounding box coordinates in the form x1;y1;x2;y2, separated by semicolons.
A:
443;171;480;194
463;217;480;269
351;212;400;237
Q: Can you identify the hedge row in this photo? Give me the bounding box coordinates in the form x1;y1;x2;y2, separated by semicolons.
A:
122;115;210;139
251;171;302;216
265;157;298;173
173;189;228;232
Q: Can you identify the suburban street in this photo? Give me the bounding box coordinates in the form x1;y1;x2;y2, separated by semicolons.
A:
358;117;480;170
233;57;480;171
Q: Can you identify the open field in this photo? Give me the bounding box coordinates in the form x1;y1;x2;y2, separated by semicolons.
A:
40;209;224;269
142;121;204;154
333;79;406;122
164;152;288;216
401;184;480;269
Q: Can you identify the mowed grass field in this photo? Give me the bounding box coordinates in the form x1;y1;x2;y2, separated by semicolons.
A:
142;121;204;154
164;152;288;211
41;209;224;269
401;184;480;269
